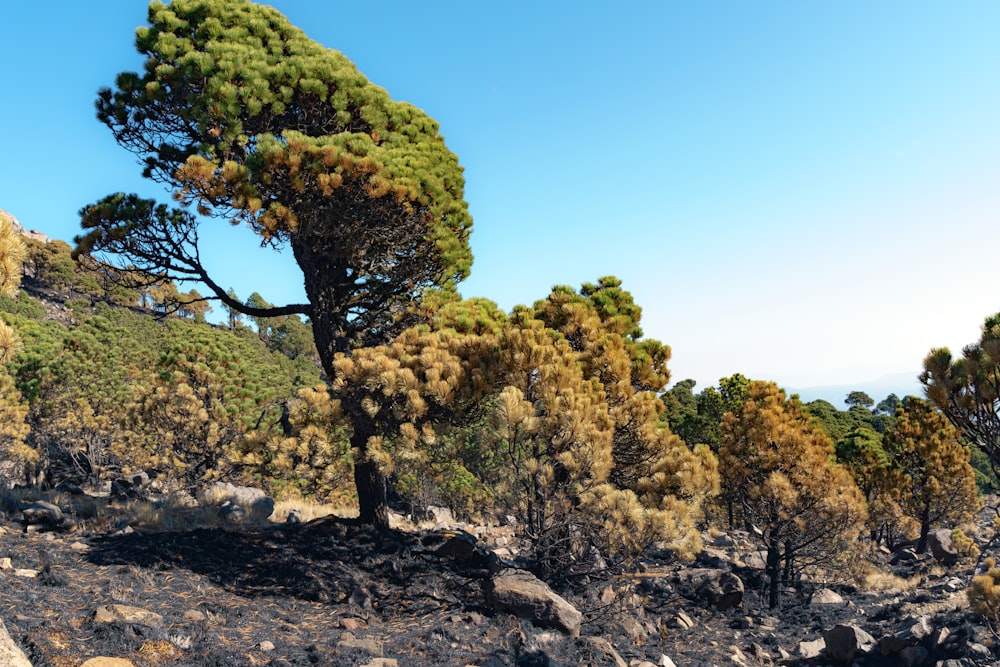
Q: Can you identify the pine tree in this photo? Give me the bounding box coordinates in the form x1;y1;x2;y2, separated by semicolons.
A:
881;398;981;553
75;0;473;526
720;381;867;608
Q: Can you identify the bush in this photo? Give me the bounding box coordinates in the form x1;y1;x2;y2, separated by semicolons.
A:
969;557;1000;628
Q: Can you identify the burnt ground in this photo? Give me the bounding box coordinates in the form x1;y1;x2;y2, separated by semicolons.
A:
0;512;998;667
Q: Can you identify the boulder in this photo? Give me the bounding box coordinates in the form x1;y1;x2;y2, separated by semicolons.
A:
823;624;876;663
797;637;825;659
810;588;845;605
485;568;582;636
21;500;75;532
578;636;627;667
675;568;744;611
928;529;959;565
0;618;32;667
202;482;274;521
421;529;478;561
879;616;936;657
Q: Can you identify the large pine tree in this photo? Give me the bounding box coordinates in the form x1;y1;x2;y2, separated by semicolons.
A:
75;0;473;526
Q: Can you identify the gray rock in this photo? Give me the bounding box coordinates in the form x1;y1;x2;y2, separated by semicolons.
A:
0;618;32;667
578;636;627;667
219;500;245;523
798;637;825;659
93;604;163;629
485;568;582;636
203;482;275;521
675;567;744;611
928;529;959;565
337;632;383;656
21;500;75;532
810;587;845;605
823;624;876;663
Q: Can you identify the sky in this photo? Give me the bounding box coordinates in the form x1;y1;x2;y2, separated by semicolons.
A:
2;1;1000;398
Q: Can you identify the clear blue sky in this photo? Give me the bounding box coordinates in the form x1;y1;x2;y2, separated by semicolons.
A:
2;1;999;395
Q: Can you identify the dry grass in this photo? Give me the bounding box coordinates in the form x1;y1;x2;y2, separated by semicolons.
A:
862;567;924;592
272;496;355;522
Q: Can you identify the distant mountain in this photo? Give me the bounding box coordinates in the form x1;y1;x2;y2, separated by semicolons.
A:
784;372;924;407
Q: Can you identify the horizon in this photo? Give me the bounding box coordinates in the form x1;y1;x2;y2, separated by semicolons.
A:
2;1;999;391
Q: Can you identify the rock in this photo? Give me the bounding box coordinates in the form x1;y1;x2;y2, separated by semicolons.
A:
81;659;136;667
93;604;163;629
666;611;695;629
891;547;920;564
899;645;929;667
928;529;959;565
425;505;454;525
257;641;275;651
218;500;245;523
0;558;10;570
340;617;364;631
799;637;826;659
360;659;398;667
742;550;767;569
349;585;373;609
711;533;735;547
880;616;936;656
823;624;876;663
908;616;934;641
21;500;74;532
675;568;744;611
14;569;37;578
798;637;824;659
109;479;145;501
658;656;678;667
337;632;384;656
810;587;845;605
202;482;275;521
485;568;583;636
421;529;478;560
0;618;32;667
578;636;627;667
618;614;648;644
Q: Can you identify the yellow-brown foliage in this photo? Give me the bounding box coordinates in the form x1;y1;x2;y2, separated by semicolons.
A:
720;381;867;606
969;557;1000;627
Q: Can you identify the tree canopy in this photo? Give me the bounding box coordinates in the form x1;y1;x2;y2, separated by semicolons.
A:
76;0;472;359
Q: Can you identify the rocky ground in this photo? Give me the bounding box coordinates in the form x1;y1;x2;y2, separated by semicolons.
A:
1;495;999;667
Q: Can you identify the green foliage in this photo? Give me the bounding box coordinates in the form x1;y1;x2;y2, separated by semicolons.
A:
845;390;875;409
0;291;46;320
922;314;1000;482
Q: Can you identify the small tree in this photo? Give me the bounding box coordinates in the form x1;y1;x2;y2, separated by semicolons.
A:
720;381;867;608
881;398;981;553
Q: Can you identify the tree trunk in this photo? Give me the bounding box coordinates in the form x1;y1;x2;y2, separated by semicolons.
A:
354;457;389;529
916;504;931;554
766;543;782;609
